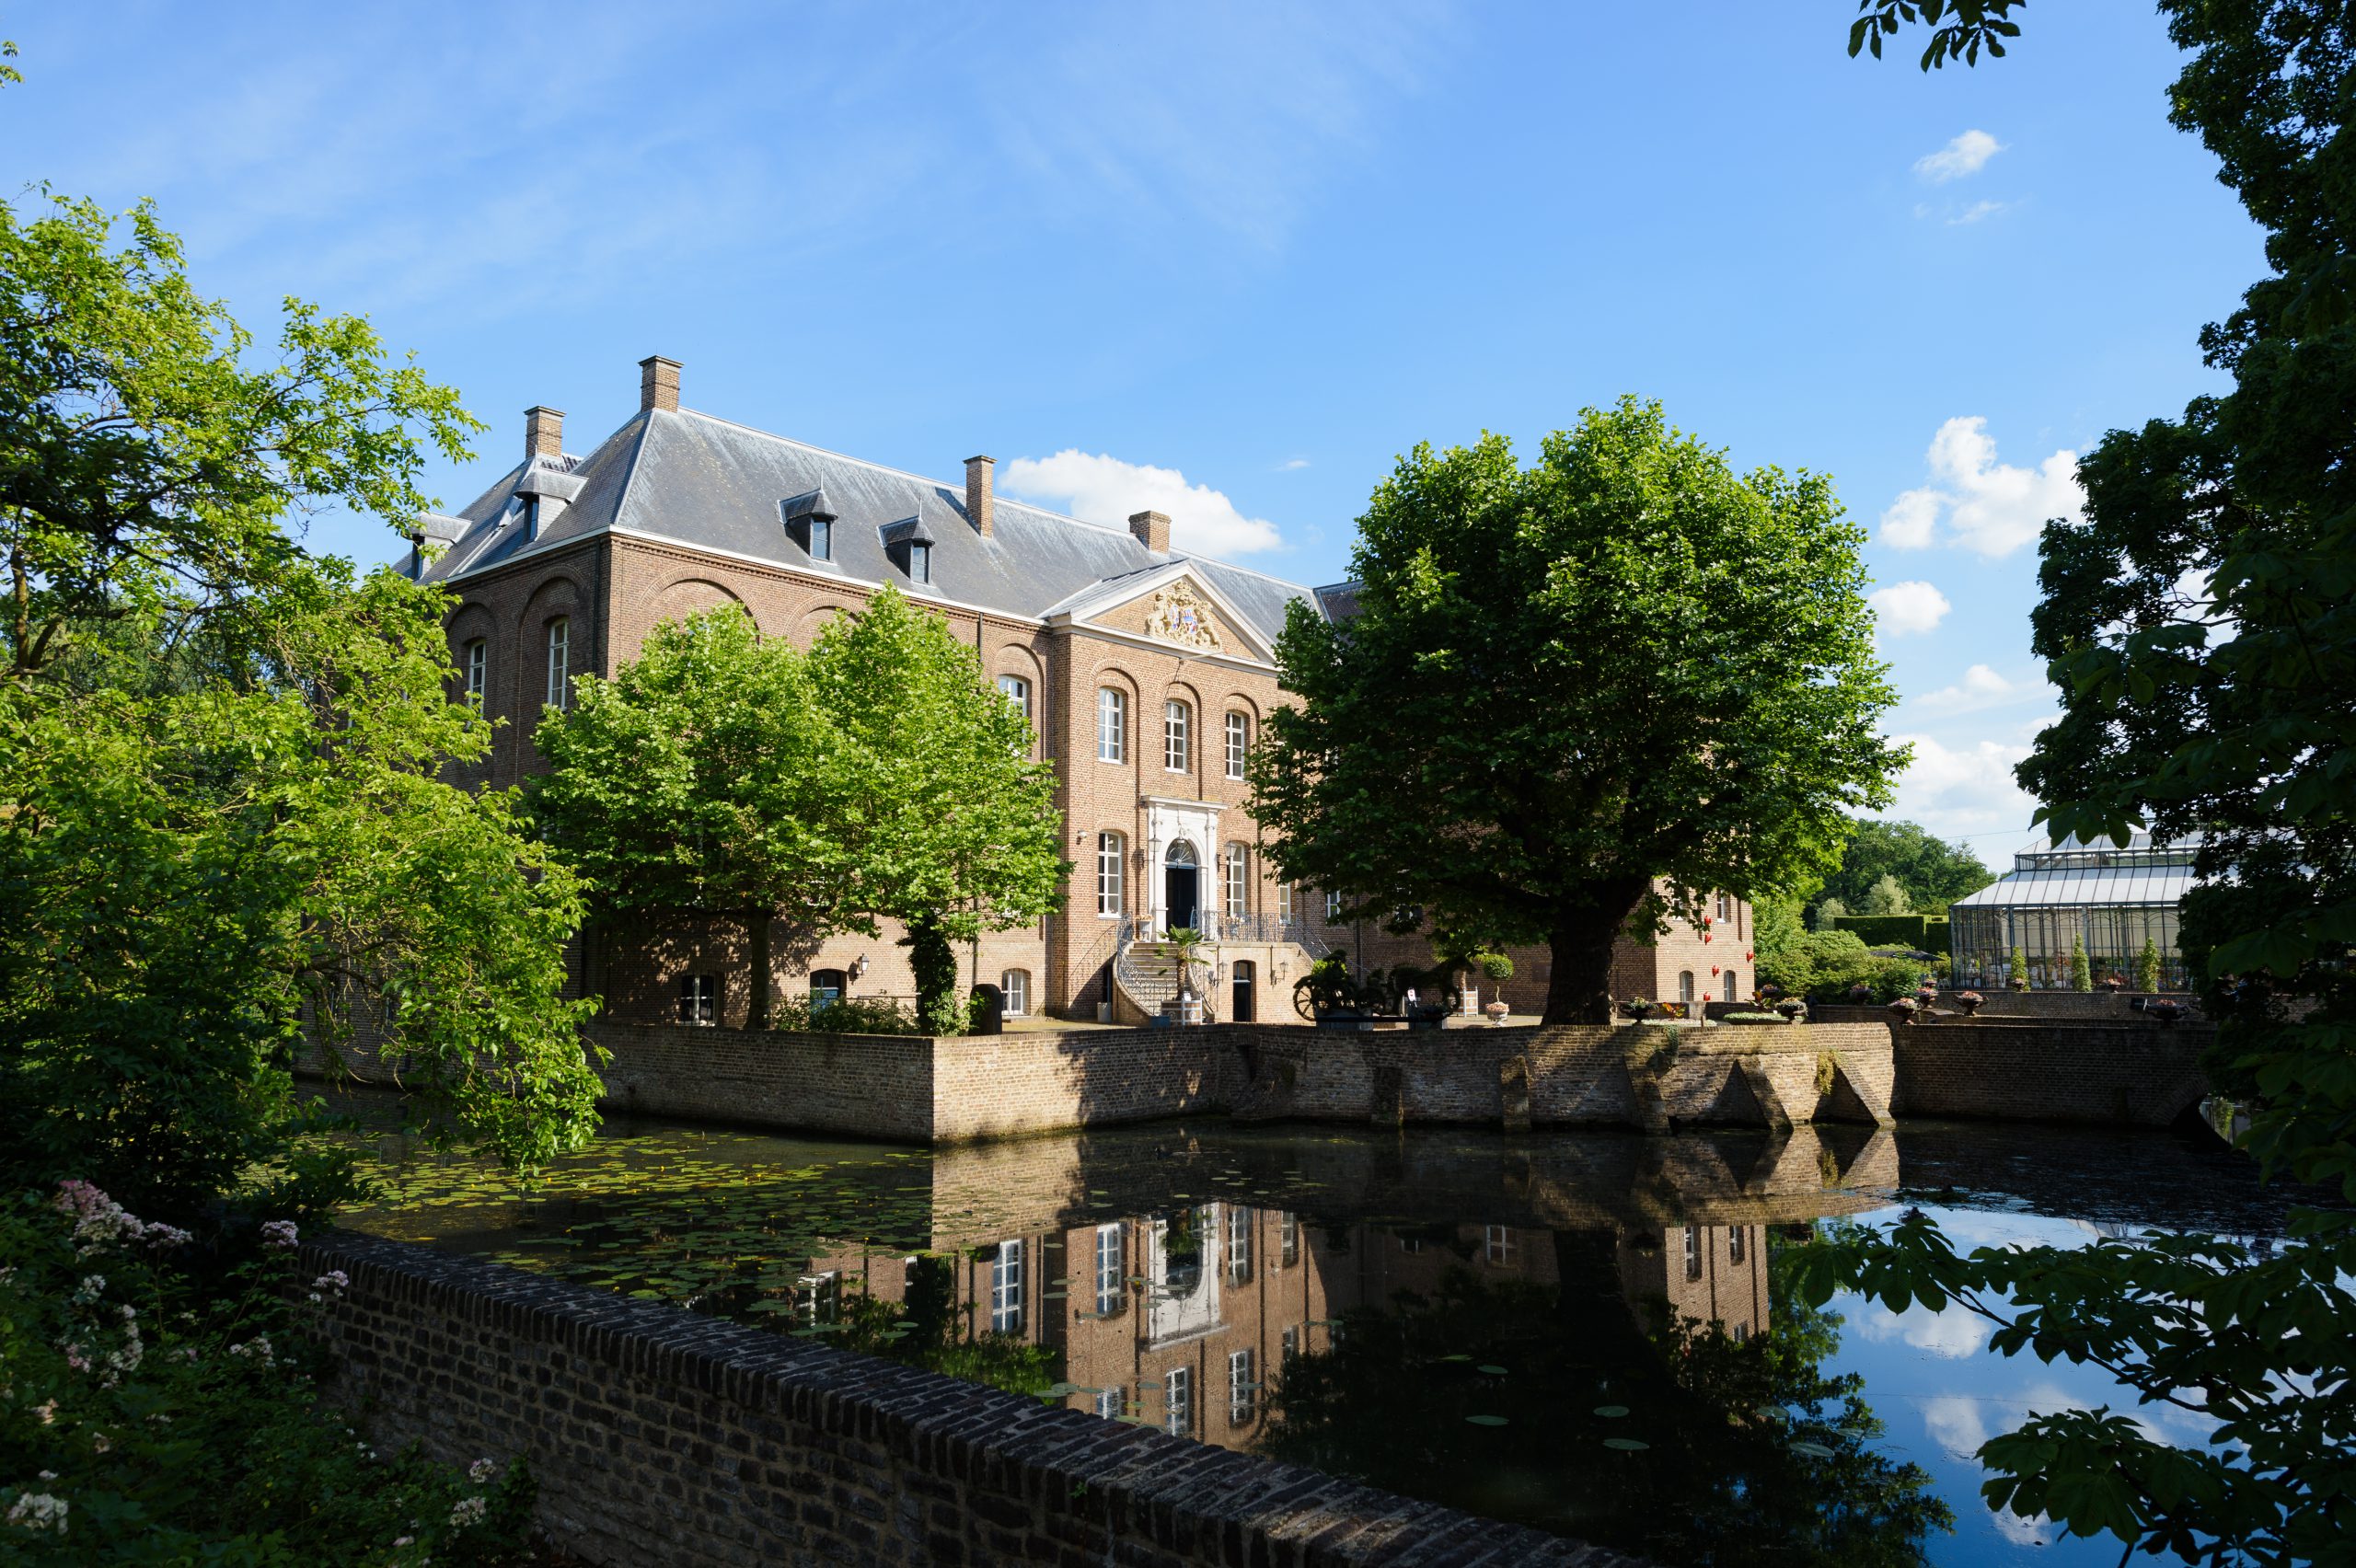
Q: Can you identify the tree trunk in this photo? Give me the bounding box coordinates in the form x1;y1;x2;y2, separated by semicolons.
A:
747;906;772;1031
1541;881;1653;1025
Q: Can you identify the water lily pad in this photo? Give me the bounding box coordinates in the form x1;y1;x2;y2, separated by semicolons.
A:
1602;1436;1650;1451
1593;1404;1630;1418
1476;1365;1509;1376
1464;1414;1509;1426
1791;1441;1836;1458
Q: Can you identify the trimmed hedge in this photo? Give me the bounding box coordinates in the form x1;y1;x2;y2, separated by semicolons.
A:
1832;914;1950;954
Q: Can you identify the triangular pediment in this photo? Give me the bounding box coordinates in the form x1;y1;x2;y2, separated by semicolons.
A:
1043;561;1276;663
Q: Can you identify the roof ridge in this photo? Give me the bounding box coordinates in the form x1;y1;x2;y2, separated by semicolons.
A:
672;407;1312;595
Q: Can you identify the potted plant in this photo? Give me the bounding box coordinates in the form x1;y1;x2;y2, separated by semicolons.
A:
2149;999;2185;1024
1914;984;1938;1009
1483;992;1512;1024
2008;945;2029;991
2102;973;2125;993
1887;996;1920;1023
1774;997;1808;1021
1953;990;1984;1016
1621;997;1660;1021
1847;982;1873;1006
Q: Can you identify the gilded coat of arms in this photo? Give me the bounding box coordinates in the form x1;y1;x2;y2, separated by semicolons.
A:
1149;580;1222;651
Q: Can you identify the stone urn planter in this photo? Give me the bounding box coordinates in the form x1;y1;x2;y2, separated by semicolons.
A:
1774;997;1808;1022
1887;997;1920;1025
2148;1000;2186;1024
1953;990;1984;1017
1483;997;1511;1024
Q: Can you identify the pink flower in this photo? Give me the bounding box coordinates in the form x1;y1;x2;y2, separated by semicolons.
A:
260;1220;298;1250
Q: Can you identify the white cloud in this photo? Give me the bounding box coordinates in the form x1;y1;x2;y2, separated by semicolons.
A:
1881;732;2039;842
1914;663;2020;714
1867;581;1952;637
1001;450;1283;557
1879;418;2084;558
1948;199;2007;225
1853;1303;1994;1360
1914;129;2004;183
1276;456;1312;471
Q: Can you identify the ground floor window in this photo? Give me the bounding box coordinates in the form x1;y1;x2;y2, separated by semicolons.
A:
1722;969;1738;1002
1229;1348;1257;1426
1164;1366;1192;1435
809;969;846;1008
999;968;1030;1015
677;974;717;1026
1677;971;1695;1004
990;1239;1023;1334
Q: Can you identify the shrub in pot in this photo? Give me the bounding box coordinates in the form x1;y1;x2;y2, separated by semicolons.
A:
1954;990;1984;1016
1887;997;1920;1023
2149;999;2185;1023
1774;997;1808;1021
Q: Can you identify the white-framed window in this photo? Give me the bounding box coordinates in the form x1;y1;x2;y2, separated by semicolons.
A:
1097;687;1126;763
1224;710;1249;778
999;969;1030;1016
1325;890;1343;924
1164;699;1191;773
1226;1206;1253;1285
1229;1348;1257;1426
997;674;1032;721
1094;1387;1123;1420
1717;892;1733;922
545;617;571;710
1684;1225;1703;1282
1096;833;1125;917
1278;1212;1299;1268
1277;882;1296;924
463;639;487;706
1723;969;1738;1002
676;974;717;1027
808;516;832;561
907;540;932;584
1728;1226;1748;1265
1484;1226;1519;1266
1281;1326;1300;1365
1163;1366;1192;1436
1678;971;1696;1004
1223;843;1249;920
1094;1222;1125;1316
989;1239;1023;1334
1731;1321;1750;1345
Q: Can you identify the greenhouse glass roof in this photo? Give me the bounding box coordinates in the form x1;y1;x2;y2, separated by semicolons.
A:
1950;833;2202;912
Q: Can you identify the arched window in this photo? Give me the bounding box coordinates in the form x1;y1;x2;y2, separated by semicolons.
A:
463;639;487;706
1223;843;1250;920
1324;889;1343;924
1096;832;1125;917
997;674;1032;721
1716;892;1733;922
545;617;571;710
999;969;1031;1016
1723;969;1738;1002
1164;699;1192;773
1677;971;1696;1003
1097;687;1126;763
809;969;847;1007
1224;710;1250;779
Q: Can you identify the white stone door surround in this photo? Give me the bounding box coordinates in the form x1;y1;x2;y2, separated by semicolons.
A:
1144;795;1222;936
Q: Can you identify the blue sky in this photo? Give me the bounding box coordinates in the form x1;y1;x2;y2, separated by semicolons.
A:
5;2;2262;855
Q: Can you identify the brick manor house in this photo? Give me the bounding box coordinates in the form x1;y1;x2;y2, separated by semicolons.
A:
412;357;1747;1026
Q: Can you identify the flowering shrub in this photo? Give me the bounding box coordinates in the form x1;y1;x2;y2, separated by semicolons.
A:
0;1185;537;1563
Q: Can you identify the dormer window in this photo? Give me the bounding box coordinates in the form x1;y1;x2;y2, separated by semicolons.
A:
521;494;540;541
782;489;838;563
881;516;936;586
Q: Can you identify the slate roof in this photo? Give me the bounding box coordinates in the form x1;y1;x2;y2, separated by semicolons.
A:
419;409;1321;646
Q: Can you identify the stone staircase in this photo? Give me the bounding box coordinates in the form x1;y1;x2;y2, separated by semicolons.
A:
1114;936;1213;1023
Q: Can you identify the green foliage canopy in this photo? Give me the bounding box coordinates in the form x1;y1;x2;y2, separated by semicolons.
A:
1250;398;1904;1024
1811;818;1993;920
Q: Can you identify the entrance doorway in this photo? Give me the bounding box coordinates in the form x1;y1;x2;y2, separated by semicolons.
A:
1230;960;1255;1022
1164;840;1200;933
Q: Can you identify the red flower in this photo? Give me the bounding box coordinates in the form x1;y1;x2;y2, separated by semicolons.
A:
1711;965;1721;976
1702;933;1713;943
1744;951;1754;962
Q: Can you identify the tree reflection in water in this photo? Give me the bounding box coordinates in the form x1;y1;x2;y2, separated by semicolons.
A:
1257;1227;1952;1567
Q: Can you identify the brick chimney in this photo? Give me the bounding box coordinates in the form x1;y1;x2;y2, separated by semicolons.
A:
964;455;996;538
639;355;681;414
1129;510;1171;554
525;406;564;459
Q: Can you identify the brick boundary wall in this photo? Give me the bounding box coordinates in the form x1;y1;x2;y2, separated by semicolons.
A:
300;1230;1634;1568
1888;1019;2213;1126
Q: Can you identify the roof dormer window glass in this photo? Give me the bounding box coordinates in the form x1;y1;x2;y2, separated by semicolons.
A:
808;516;832;561
521;494;540;542
907;540;931;584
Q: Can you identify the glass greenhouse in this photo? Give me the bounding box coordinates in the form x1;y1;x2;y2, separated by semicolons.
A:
1947;833;2200;991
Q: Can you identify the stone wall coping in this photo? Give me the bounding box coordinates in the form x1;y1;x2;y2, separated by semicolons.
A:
302;1228;1641;1567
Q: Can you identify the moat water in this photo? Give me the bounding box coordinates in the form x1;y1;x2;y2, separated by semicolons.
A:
336;1108;2316;1568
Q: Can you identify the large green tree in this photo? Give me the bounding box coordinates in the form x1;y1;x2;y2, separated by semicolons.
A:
1250;398;1906;1024
0;192;597;1212
1798;6;2356;1563
1810;817;1993;920
533;605;854;1030
538;590;1066;1035
806;588;1068;1033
